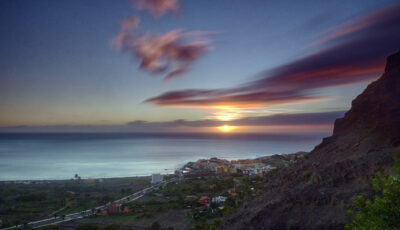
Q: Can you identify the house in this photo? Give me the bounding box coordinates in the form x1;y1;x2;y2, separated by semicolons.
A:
242;168;250;175
185;195;198;202
106;203;121;215
216;165;237;174
263;165;277;172
228;188;237;196
122;206;130;213
215;166;226;174
228;165;238;173
100;210;108;215
212;196;227;203
199;196;211;205
242;168;256;175
242;167;263;176
151;173;163;184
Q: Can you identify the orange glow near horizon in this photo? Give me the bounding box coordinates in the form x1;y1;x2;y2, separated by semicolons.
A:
217;125;236;132
213;124;332;134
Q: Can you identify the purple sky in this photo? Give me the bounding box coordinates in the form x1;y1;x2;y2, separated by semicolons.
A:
0;0;399;134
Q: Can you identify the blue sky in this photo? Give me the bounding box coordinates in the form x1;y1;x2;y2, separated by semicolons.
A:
0;0;399;133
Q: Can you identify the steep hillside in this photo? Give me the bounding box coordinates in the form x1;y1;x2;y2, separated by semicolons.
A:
221;51;400;230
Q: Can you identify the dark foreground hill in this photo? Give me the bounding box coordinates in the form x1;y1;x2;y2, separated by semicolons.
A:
221;51;400;230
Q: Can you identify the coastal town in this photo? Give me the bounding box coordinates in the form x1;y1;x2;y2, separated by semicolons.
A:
0;152;307;230
177;152;307;179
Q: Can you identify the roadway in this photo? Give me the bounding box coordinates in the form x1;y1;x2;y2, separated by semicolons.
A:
1;178;176;230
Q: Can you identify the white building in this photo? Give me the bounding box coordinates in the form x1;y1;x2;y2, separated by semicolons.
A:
263;165;277;171
151;173;163;184
212;196;227;203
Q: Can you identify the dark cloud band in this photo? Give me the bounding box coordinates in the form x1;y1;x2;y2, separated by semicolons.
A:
145;3;400;107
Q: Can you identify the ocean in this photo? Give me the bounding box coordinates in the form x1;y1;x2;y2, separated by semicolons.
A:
0;133;326;180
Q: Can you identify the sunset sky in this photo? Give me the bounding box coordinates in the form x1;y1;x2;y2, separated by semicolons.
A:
1;0;399;134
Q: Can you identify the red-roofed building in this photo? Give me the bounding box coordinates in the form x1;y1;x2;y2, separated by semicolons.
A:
199;196;211;206
228;188;237;196
122;206;130;213
107;203;121;215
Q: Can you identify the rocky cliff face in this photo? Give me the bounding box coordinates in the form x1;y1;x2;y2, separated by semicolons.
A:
221;51;400;230
323;51;400;146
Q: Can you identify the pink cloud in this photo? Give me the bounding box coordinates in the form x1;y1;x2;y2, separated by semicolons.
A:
113;18;212;80
313;3;400;47
112;16;140;49
145;3;400;108
133;0;179;18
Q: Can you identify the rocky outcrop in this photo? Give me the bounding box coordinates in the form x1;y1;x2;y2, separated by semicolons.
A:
333;51;400;145
221;51;400;230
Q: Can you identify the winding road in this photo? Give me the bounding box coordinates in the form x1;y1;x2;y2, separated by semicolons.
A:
1;178;176;230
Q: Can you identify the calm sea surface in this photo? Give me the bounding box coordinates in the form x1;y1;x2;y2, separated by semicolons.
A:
0;133;326;180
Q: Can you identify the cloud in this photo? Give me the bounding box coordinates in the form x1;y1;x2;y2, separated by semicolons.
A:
145;3;400;107
112;16;140;49
144;88;327;108
0;111;344;134
125;110;344;127
134;30;209;79
113;18;212;80
133;0;179;18
232;110;345;126
316;3;400;46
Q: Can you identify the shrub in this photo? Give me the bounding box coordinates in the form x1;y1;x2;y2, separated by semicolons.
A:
146;221;161;230
345;156;400;230
16;193;46;202
75;224;100;230
103;224;121;230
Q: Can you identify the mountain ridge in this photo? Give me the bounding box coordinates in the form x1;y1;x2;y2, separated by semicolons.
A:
221;51;400;230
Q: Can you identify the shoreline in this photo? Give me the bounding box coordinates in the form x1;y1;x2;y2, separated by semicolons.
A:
0;175;153;183
0;151;307;182
0;133;320;182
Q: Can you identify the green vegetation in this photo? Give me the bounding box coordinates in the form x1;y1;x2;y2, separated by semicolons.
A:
74;223;133;230
346;156;400;230
121;174;267;229
0;170;277;229
190;219;221;230
38;222;176;230
0;176;150;227
89;213;154;220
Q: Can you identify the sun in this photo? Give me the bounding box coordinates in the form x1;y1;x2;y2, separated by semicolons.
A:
218;125;236;132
